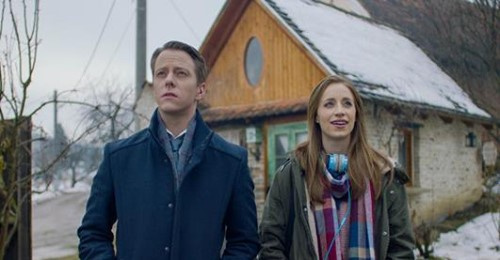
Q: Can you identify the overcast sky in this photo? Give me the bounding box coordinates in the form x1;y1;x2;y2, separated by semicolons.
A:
28;0;225;137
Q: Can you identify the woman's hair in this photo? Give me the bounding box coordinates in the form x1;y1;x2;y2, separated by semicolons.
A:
295;75;392;203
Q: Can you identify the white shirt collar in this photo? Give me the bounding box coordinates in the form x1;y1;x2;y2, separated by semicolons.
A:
166;128;187;139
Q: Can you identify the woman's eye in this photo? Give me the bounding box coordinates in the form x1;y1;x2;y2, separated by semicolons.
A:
344;100;353;107
324;101;334;108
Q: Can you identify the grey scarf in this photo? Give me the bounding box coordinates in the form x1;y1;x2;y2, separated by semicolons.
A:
157;112;196;190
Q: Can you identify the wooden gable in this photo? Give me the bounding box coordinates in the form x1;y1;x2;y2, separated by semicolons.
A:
202;0;327;109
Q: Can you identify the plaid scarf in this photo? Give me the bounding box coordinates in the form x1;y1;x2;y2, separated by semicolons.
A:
314;173;376;260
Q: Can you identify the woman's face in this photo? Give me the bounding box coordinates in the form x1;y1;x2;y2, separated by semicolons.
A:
316;83;357;145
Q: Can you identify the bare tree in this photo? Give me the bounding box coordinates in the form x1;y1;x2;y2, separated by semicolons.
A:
421;0;500;118
0;1;138;256
360;0;500;119
421;0;499;76
82;84;136;143
0;0;89;256
0;0;41;258
58;83;136;188
65;142;100;188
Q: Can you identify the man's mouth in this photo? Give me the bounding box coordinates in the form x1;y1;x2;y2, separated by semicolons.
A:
162;93;177;98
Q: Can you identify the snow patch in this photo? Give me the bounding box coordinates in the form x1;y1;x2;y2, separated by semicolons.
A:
433;213;500;260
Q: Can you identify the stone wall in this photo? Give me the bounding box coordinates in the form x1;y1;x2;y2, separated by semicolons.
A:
363;101;484;224
217;128;267;220
410;115;483;224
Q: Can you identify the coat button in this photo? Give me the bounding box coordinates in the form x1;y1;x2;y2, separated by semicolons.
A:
382;231;388;236
303;207;307;212
165;246;170;252
168;203;174;208
389;190;395;194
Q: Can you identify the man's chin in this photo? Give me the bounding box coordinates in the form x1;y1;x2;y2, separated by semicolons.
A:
157;105;196;117
158;107;179;115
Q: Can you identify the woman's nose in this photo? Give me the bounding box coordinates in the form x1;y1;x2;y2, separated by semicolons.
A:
333;106;345;115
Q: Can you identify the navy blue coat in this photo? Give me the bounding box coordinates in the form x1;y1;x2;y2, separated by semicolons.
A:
78;110;260;259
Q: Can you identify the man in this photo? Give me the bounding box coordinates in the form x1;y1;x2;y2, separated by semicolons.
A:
78;41;260;259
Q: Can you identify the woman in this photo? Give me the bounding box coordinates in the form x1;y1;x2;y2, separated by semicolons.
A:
259;75;415;259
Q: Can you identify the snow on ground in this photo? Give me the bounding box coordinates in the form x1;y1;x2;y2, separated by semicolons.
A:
32;186;90;260
33;191;90;260
32;182;91;204
432;213;500;260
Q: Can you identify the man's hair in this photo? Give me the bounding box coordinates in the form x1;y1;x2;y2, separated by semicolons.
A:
150;41;208;84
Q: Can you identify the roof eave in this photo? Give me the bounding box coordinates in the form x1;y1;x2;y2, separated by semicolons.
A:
200;0;252;69
359;91;496;124
202;94;497;126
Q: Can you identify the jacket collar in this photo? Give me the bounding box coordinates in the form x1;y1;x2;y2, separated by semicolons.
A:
378;157;395;176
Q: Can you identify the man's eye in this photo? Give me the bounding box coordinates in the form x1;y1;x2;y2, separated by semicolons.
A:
156;71;165;77
177;71;188;77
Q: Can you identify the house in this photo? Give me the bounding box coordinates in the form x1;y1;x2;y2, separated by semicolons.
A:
136;0;495;225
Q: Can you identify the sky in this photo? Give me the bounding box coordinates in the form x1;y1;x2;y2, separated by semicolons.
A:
26;0;225;138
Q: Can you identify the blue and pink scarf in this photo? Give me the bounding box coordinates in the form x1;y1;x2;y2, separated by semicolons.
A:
314;168;376;260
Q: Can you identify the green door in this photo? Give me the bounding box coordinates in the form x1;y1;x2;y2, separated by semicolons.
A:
267;122;307;185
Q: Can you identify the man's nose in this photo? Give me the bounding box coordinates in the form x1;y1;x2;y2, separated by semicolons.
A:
165;72;175;86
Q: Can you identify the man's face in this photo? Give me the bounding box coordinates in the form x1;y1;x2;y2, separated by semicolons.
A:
152;49;205;119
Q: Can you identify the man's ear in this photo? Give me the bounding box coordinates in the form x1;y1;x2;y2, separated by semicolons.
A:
195;82;206;101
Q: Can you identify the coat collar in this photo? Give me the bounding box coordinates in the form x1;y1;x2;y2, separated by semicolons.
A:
378;157;395;176
148;108;213;150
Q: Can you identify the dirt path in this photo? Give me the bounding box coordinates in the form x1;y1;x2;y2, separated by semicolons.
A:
32;191;89;260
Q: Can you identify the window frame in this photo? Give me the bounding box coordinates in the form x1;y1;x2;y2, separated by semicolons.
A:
267;122;307;186
243;37;264;86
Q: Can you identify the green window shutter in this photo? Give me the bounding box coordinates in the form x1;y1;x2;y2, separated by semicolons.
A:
267;122;307;185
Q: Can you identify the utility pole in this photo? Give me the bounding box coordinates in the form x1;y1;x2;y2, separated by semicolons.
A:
52;89;60;181
135;0;147;130
53;90;58;137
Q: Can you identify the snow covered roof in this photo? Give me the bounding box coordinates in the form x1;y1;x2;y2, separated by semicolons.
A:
262;0;490;118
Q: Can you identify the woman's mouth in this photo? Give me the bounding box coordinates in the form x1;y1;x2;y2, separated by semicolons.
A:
331;120;348;126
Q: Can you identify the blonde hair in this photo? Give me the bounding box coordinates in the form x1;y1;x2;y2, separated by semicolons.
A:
295;75;392;203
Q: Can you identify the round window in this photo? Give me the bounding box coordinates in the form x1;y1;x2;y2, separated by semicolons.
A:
244;37;263;86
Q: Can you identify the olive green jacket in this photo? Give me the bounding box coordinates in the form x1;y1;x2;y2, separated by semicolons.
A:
259;157;415;259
